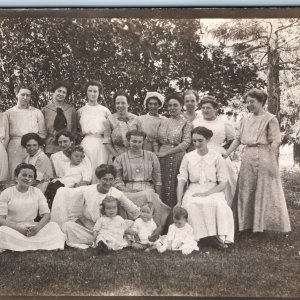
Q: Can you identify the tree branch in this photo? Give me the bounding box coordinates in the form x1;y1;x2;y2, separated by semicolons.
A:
275;20;300;34
277;35;300;49
239;44;268;54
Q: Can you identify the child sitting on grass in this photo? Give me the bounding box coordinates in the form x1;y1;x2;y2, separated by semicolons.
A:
157;207;199;255
130;203;159;252
93;196;128;254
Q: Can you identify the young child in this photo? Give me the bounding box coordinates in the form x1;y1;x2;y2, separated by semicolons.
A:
45;145;92;209
93;196;128;254
157;207;199;255
130;203;159;251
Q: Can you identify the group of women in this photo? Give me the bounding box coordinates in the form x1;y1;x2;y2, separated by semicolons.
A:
0;80;291;252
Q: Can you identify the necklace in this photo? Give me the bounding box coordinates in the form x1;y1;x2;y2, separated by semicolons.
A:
128;150;145;176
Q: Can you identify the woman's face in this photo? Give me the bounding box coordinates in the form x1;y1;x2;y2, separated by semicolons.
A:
147;98;160;115
98;173;115;193
168;98;182;117
25;139;40;157
192;133;209;151
70;151;84;166
87;85;99;103
129;135;144;152
17;88;31;109
57;135;73;151
115;96;129;114
16;168;35;188
104;201;118;218
201;103;217;120
246;96;263;114
53;86;67;104
184;94;198;113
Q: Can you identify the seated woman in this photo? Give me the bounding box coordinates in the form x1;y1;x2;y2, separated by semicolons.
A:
52;164;140;249
176;126;234;250
21;132;53;193
0;163;65;251
113;129;171;231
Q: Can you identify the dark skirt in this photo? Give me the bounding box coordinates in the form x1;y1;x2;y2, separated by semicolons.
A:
160;151;185;208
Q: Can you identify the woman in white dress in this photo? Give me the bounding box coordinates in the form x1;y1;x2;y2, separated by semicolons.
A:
77;80;111;183
5;83;46;179
0;163;65;251
54;164;140;249
0;112;9;181
176;126;234;250
193;96;237;206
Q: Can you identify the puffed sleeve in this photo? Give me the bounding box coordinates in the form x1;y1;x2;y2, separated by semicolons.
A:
267;117;281;144
215;156;228;183
36;188;50;215
113;155;125;188
103;118;112;144
178;121;192;152
224;120;236;141
35;155;53;180
151;153;162;186
177;154;189;182
0;188;10;216
37;109;47;138
93;218;103;232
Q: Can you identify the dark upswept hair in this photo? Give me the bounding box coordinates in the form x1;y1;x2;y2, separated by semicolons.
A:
14;82;33;94
21;133;44;147
85;79;103;95
199;95;218;110
14;163;37;180
113;90;131;105
243;88;268;106
51;80;72;98
126;129;146;141
64;144;85;158
183;89;199;102
95;164;117;180
165;92;184;106
191;126;213;140
173;207;188;220
55;130;76;142
100;196;120;216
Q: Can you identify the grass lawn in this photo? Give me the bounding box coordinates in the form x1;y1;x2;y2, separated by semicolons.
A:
0;170;299;297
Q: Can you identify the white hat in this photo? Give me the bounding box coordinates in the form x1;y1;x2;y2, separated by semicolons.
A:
143;92;165;109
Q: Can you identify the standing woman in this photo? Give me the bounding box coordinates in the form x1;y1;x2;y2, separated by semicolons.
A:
157;93;192;207
137;92;165;152
193;96;237;206
5;83;46;180
0;112;9;181
224;88;291;233
182;89;201;123
77;80;111;183
42;81;77;156
103;91;142;159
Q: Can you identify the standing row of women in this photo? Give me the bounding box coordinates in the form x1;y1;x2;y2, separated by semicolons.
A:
0;81;291;253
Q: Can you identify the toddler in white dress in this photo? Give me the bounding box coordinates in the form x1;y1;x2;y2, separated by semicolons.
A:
93;196;128;254
157;207;199;255
130;203;159;251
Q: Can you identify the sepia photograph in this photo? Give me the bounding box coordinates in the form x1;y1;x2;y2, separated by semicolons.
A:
0;8;299;297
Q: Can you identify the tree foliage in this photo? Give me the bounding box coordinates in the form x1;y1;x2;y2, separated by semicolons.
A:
0;17;262;116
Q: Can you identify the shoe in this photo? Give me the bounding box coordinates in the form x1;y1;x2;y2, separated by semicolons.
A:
210;237;228;251
96;241;110;255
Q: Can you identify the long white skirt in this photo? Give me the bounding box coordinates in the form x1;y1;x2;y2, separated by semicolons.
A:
7;138;27;180
182;183;234;243
0;143;8;181
0;222;65;251
81;135;109;184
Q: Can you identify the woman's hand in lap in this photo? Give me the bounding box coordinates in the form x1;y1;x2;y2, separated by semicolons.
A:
26;225;41;237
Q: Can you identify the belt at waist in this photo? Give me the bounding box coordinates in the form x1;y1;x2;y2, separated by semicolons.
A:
246;144;268;148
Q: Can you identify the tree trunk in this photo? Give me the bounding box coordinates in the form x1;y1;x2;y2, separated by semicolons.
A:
267;46;280;121
293;143;300;166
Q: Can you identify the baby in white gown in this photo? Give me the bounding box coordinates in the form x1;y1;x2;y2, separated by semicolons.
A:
157;207;199;255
